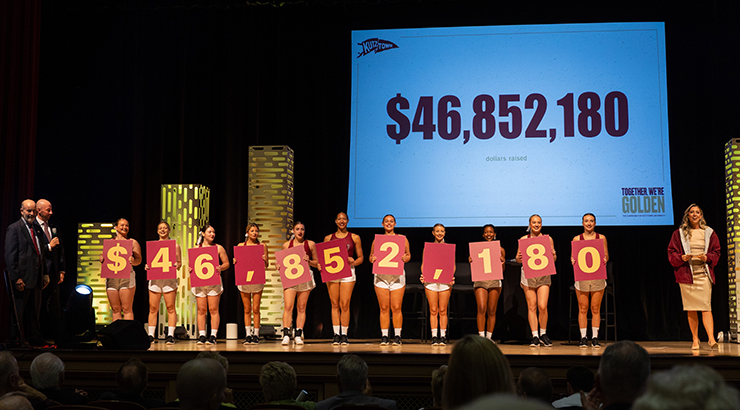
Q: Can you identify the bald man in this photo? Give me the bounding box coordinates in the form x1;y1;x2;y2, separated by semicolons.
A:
177;358;227;410
4;200;48;346
34;199;65;343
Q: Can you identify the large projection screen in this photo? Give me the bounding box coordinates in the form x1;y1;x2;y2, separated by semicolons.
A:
348;22;672;228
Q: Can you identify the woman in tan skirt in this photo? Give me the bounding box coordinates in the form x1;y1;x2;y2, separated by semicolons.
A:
667;204;721;349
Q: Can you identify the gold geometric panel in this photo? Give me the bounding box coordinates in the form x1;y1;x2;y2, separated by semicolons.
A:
248;146;294;328
76;223;116;324
159;184;210;339
725;139;740;342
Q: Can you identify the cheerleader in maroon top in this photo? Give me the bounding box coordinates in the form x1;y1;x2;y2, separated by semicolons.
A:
570;213;609;349
278;222;318;345
321;212;363;346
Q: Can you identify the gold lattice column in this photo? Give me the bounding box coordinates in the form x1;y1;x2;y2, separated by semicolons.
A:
248;146;294;329
159;184;210;338
725;139;740;342
77;223;116;324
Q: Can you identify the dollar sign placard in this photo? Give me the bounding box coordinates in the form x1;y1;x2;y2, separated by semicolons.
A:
101;239;133;278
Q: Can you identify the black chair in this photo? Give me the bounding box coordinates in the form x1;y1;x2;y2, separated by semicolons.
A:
568;261;617;343
403;261;429;342
448;262;477;333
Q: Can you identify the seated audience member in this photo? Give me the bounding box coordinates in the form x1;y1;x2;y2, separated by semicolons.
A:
428;365;448;409
99;358;166;408
29;353;87;405
633;365;740;410
582;340;650;410
177;358;227;410
552;366;593;409
517;367;553;404
317;354;397;410
196;352;236;408
442;335;516;410
0;351;49;409
0;393;34;410
460;393;554;410
260;361;316;410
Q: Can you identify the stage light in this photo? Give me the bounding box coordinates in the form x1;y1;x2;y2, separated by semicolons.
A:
58;283;97;347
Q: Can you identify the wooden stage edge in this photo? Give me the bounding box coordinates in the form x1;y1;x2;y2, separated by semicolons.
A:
10;339;740;404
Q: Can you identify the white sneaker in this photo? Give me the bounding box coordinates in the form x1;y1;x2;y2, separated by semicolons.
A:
281;335;290;345
295;336;304;345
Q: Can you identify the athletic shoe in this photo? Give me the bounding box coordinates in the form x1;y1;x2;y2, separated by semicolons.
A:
530;336;540;347
149;335;155;343
392;335;402;346
340;335;349;346
380;335;390;346
431;337;440;346
206;335;217;345
243;336;251;345
332;334;341;346
592;337;601;349
579;337;588;348
197;335;207;345
282;335;290;345
252;335;260;344
439;336;447;346
295;329;304;345
540;334;553;347
165;336;175;345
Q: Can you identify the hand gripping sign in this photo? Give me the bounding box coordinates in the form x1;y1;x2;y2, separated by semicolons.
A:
234;245;266;286
188;246;221;287
519;235;557;279
316;239;352;283
276;246;312;289
421;242;456;284
146;240;177;280
469;241;504;281
372;234;406;275
571;239;607;282
101;239;133;279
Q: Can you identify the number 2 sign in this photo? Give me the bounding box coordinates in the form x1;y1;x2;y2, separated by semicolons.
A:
372;234;406;276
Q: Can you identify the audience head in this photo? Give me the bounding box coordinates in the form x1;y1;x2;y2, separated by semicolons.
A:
117;358;148;396
459;393;554;410
0;394;33;410
431;365;448;408
517;367;552;404
336;354;368;392
0;352;20;396
565;366;594;395
597;340;650;406
30;353;64;390
196;351;229;373
177;358;227;410
260;361;297;402
442;335;516;410
633;365;740;410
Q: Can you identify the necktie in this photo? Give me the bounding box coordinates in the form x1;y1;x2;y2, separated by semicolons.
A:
28;224;40;256
43;222;52;242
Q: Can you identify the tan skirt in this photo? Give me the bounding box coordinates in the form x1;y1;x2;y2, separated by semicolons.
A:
679;272;712;311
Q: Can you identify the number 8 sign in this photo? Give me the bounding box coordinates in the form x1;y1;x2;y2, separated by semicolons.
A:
316;239;352;283
571;239;607;281
519;235;556;279
275;246;312;289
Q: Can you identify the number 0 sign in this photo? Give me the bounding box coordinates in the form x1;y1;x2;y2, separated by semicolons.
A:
372;234;406;276
147;240;177;280
571;239;607;282
519;235;556;279
188;246;221;287
316;239;352;283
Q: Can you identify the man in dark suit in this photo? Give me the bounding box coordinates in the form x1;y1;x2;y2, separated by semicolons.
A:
317;355;397;410
4;199;49;346
34;199;65;343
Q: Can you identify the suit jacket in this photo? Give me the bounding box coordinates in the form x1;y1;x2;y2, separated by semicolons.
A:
316;390;396;410
34;218;65;286
4;218;46;289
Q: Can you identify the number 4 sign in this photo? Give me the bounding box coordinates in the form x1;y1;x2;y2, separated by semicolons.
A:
147;240;177;280
372;234;406;276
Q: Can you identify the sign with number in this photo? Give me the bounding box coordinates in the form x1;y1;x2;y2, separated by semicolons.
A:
422;242;456;284
147;240;177;280
234;245;266;286
316;239;352;283
276;246;312;289
469;241;503;281
101;239;133;279
372;234;406;275
571;239;607;282
519;235;556;279
188;246;220;287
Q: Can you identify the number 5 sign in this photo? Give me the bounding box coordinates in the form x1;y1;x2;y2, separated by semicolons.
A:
275;246;312;289
519;235;556;279
372;234;406;276
571;239;607;282
316;239;352;283
188;246;220;287
147;240;177;280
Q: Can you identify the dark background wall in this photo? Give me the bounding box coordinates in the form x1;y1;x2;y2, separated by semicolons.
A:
7;0;740;342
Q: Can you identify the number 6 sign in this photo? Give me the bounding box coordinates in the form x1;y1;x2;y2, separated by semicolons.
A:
276;246;312;289
372;234;406;276
571;239;607;282
188;246;220;287
519;235;556;279
316;239;352;283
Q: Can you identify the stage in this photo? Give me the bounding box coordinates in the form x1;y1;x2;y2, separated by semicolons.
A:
11;339;740;410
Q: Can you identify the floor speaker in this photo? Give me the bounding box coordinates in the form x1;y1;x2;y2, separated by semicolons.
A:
97;319;151;350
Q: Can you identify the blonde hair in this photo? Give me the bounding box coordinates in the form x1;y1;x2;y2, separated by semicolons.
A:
680;204;707;240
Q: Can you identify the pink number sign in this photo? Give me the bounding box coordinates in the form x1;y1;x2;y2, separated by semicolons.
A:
146;240;177;280
101;239;133;279
372;234;406;275
316;239;352;283
519;235;557;279
276;246;312;289
469;241;504;281
422;242;456;284
234;245;266;286
188;246;221;287
571;239;607;282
